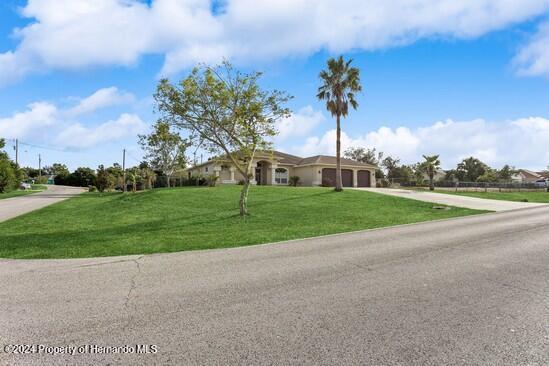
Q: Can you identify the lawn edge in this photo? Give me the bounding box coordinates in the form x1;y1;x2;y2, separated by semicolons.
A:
0;205;505;262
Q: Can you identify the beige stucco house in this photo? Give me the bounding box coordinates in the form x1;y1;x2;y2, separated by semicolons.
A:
187;150;377;187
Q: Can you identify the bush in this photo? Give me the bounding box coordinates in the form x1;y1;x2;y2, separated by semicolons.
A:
0;159;17;193
88;186;98;192
289;176;300;187
206;175;219;187
96;165;115;192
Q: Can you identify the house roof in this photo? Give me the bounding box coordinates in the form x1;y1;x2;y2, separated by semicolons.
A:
189;150;377;169
518;169;542;179
536;171;549;179
295;155;376;168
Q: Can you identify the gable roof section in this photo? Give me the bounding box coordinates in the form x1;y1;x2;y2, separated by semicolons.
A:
519;169;542;179
296;155;376;168
188;150;377;169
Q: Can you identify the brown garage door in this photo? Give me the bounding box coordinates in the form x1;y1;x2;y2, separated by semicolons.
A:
322;168;353;187
357;170;371;187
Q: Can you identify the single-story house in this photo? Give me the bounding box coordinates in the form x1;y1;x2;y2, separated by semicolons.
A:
511;169;544;183
187;150;377;187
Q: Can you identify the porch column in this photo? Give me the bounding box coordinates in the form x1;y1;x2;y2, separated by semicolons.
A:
371;170;376;187
229;167;235;182
213;165;221;177
271;164;278;185
353;169;358;187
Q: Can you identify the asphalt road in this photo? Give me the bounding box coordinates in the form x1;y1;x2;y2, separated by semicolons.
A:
357;187;547;211
0;185;86;222
1;206;548;365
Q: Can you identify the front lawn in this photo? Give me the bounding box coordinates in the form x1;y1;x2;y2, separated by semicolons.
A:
425;189;549;203
0;186;486;259
0;185;47;200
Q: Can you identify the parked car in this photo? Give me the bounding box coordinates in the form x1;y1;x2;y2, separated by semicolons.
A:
19;182;31;190
534;178;549;188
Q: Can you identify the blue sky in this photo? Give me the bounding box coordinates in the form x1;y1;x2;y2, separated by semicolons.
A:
1;0;549;171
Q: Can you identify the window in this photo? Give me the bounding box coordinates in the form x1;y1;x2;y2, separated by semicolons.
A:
275;168;288;184
205;167;208;172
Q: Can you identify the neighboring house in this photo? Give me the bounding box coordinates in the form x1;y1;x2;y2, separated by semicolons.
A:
187;150;377;187
537;171;549;179
511;169;543;183
422;168;446;182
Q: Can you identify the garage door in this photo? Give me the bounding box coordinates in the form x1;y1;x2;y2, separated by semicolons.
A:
322;168;353;187
357;170;371;187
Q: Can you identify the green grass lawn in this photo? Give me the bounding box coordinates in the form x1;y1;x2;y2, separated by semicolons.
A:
421;189;549;203
0;185;47;200
0;185;487;259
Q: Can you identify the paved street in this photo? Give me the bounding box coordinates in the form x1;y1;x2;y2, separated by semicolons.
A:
1;206;548;365
357;187;547;211
0;185;86;223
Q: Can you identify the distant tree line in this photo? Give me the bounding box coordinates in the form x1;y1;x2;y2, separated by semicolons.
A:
344;146;518;187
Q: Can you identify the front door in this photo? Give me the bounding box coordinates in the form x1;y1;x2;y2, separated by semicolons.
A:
255;167;262;185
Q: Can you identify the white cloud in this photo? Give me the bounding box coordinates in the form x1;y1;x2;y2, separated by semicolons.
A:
0;102;57;139
275;105;325;141
55;113;146;148
514;21;549;77
0;87;145;149
2;0;549;85
293;117;549;170
65;87;135;117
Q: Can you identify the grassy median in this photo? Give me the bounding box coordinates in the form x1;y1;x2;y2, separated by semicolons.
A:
0;185;486;259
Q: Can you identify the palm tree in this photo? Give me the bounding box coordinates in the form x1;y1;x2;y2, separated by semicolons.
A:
140;168;157;190
422;155;441;191
317;56;362;191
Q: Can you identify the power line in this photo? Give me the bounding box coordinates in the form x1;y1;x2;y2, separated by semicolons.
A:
18;140;72;153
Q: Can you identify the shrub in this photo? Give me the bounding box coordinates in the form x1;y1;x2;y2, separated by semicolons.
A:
96;165;114;192
237;179;245;185
0;159;17;193
88;186;98;192
289;176;300;187
207;175;219;187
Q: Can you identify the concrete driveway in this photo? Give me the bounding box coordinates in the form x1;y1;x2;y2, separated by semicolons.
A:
0;185;86;222
1;206;548;365
356;187;547;211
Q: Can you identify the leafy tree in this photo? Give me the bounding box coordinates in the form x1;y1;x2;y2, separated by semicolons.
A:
96;165;115;192
139;120;188;188
456;157;488;182
497;165;516;181
0;139;20;193
140;167;157;190
344;146;383;165
126;167;140;192
42;163;69;177
381;156;401;179
22;167;40;179
420;155;441;191
155;61;291;216
66;167;96;187
476;169;499;183
412;163;425;186
317;56;362;192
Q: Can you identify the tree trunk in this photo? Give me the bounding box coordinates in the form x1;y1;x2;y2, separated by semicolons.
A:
239;179;251;216
166;174;170;188
335;114;343;192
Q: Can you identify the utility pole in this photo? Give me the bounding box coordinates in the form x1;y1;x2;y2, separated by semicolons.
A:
38;154;42;180
14;139;19;166
122;149;126;192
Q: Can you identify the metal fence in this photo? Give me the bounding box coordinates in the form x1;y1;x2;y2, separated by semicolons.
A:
380;178;548;192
